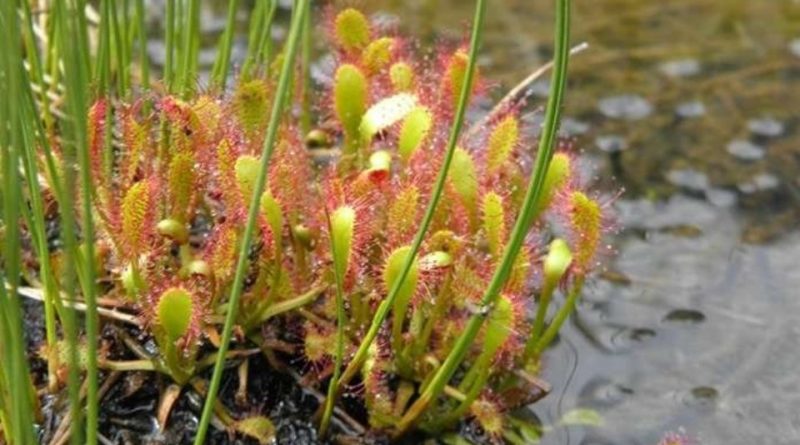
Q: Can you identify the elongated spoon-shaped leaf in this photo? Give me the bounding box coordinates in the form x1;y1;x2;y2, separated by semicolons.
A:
157;287;194;341
398;106;433;163
384;246;420;350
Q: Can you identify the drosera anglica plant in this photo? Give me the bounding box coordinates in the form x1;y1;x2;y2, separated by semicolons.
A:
0;0;618;442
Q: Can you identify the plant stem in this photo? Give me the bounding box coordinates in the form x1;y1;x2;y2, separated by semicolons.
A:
523;279;557;361
320;212;348;436
192;2;310;443
300;7;313;133
212;0;239;90
180;0;200;98
165;0;176;91
134;0;150;90
332;0;487;402
393;0;572;437
0;4;38;440
532;277;584;355
256;285;326;323
101;359;158;372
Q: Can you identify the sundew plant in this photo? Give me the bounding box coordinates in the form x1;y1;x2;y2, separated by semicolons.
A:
0;0;614;443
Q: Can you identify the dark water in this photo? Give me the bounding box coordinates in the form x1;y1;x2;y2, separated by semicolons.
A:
144;1;800;443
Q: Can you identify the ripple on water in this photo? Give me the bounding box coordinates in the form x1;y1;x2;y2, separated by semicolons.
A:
738;173;781;194
748;117;785;138
595;135;628;153
704;187;737;208
675;100;706;118
562;117;591;136
666;168;709;192
790;38;800;58
663;308;706;324
687;386;719;408
606;327;657;353
598;94;653;120
579;378;635;408
726;139;765;161
659;58;701;78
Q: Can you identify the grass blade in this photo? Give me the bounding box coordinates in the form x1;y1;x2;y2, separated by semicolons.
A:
331;0;487;404
192;1;311;443
394;0;572;436
211;0;239;89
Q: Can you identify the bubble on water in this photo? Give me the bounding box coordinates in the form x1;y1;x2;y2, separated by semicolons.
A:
529;79;551;98
659;58;701;78
561;117;591;136
790;38;800;58
752;173;780;190
689;386;718;406
747;117;785;138
666;168;709;192
598;94;653;120
737;173;780;195
663;308;706;324
704;187;737;208
595;135;628;153
370;12;401;31
580;378;634;408
675;100;706;118
726;139;765;161
310;53;337;87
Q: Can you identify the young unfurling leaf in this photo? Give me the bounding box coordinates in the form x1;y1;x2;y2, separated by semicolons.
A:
449;148;479;218
361;37;395;75
168;151;195;223
334;8;370;52
121;181;153;259
486;115;519;173
156;287;194;342
398;107;433;163
334;65;368;156
481;192;506;258
383;246;420;350
390;62;415;92
330;206;356;280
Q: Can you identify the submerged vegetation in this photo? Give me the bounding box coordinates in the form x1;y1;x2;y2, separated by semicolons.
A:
0;0;614;443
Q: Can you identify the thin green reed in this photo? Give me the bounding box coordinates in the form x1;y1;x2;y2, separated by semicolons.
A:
0;3;39;443
18;0;61;391
165;0;176;91
45;2;87;443
319;207;349;436
95;0;111;91
54;0;102;442
243;0;278;79
192;1;311;443
211;0;239;89
134;0;150;89
395;0;572;436
331;0;488;402
109;0;131;96
180;0;200;97
300;8;313;133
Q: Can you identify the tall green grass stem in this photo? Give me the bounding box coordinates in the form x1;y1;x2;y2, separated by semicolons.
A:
394;0;571;436
332;0;487;400
532;277;584;355
192;1;310;443
212;0;239;89
319;210;348;436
